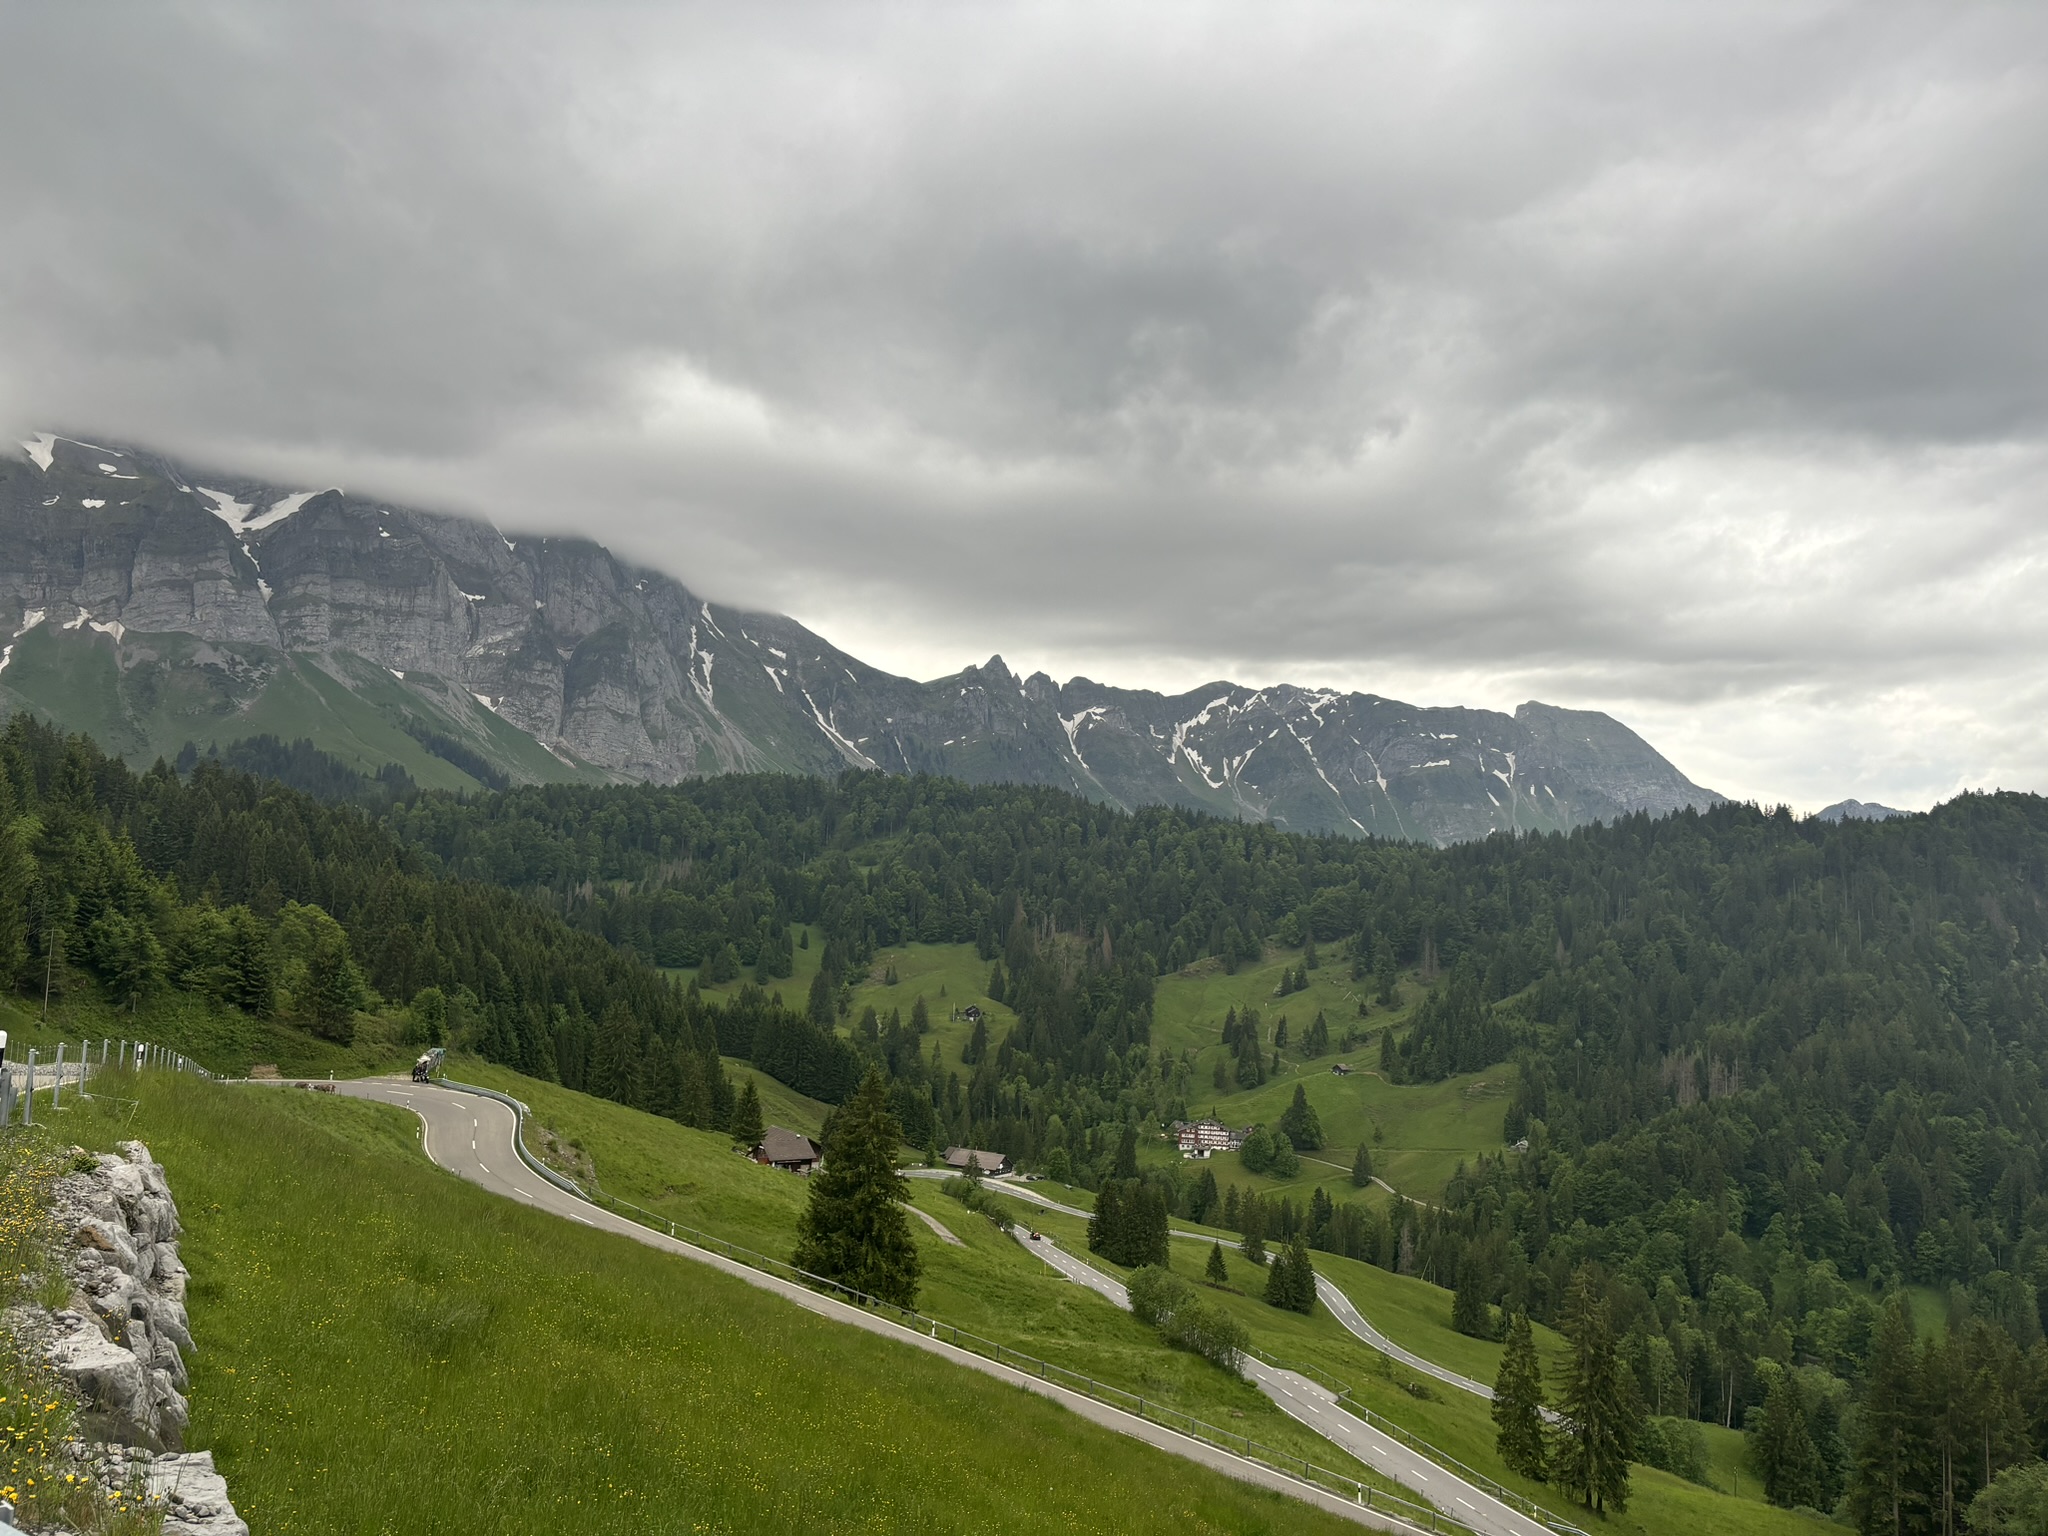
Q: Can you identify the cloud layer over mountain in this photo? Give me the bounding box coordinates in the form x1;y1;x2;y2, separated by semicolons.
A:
3;2;2044;811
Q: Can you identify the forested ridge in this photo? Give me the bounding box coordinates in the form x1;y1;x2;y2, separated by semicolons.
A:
21;723;2048;1526
0;717;753;1123
378;766;2048;1526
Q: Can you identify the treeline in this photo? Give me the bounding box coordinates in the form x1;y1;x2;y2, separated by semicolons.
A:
173;733;2048;1514
378;774;2048;1421
0;719;870;1134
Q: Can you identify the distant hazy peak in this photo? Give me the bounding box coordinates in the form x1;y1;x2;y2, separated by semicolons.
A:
1816;799;1906;822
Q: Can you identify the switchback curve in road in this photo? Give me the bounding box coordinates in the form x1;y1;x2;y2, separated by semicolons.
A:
944;1173;1496;1403
327;1078;1411;1533
1005;1226;1544;1536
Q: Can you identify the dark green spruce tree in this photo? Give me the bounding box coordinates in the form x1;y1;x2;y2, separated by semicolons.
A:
1493;1312;1548;1480
1552;1268;1639;1515
1240;1195;1267;1267
1277;1083;1323;1151
1113;1123;1140;1179
1754;1368;1824;1511
728;1076;764;1148
1849;1296;1930;1536
1206;1241;1229;1286
1452;1252;1495;1340
1264;1236;1315;1314
791;1068;921;1307
1350;1143;1374;1187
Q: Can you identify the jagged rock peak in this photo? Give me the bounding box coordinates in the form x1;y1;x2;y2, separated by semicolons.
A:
0;432;1723;843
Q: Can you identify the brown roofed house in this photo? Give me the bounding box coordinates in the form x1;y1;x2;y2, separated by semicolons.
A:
752;1126;823;1174
942;1146;1011;1175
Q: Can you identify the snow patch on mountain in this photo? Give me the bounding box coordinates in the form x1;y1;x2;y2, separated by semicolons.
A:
801;688;879;770
1284;720;1365;832
20;434;55;471
246;490;330;531
195;488;254;530
1061;706;1108;765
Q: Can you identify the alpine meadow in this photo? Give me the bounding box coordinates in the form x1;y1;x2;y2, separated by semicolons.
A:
7;6;2048;1534
5;702;2048;1528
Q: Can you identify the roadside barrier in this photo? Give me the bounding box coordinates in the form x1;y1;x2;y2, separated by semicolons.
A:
0;1037;213;1127
427;1077;1480;1536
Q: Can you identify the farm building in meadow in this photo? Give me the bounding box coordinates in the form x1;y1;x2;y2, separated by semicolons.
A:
752;1127;823;1174
943;1146;1012;1175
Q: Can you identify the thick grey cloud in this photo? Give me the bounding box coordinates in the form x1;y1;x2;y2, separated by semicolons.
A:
3;1;2045;810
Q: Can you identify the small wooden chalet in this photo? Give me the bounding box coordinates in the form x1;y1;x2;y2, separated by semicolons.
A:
752;1126;823;1174
943;1145;1011;1175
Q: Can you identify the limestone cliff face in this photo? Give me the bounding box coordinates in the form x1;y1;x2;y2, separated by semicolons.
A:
0;433;1722;841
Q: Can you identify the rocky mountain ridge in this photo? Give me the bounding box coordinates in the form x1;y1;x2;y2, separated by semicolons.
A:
0;432;1723;842
1816;799;1905;823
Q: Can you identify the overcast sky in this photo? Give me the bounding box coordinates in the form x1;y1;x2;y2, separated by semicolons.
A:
4;2;2045;812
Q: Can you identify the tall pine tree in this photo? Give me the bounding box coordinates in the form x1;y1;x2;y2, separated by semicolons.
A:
728;1076;764;1148
1277;1083;1323;1151
1755;1367;1824;1510
1206;1242;1229;1286
1850;1296;1930;1536
1452;1250;1495;1340
1552;1267;1639;1515
791;1068;921;1307
1493;1312;1548;1481
1264;1236;1316;1314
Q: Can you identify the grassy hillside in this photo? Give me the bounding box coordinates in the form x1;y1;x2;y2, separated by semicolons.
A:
0;625;607;788
999;1199;1823;1536
43;1067;1365;1536
677;935;1493;1203
450;1057;1390;1490
0;991;412;1081
723;1059;832;1138
449;1058;1822;1536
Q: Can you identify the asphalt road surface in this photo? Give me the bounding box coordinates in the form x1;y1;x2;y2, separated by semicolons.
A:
955;1173;1496;1402
1311;1274;1494;1400
1008;1227;1546;1536
329;1078;1410;1532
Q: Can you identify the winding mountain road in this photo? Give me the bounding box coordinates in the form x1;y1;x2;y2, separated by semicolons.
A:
328;1078;1413;1532
954;1173;1496;1402
1008;1227;1543;1536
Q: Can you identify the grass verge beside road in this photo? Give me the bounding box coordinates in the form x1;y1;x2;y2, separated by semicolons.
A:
44;1068;1367;1536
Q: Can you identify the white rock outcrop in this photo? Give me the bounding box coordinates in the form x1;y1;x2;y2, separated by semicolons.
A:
37;1141;245;1535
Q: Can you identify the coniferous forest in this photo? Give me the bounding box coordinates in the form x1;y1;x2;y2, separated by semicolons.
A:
15;717;2048;1526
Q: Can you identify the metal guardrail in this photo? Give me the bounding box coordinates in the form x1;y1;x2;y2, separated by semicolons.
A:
1;1037;213;1127
432;1078;589;1201
443;1079;1477;1536
1249;1347;1593;1536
